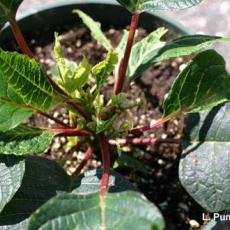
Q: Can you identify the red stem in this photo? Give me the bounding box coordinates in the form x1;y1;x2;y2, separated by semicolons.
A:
49;127;92;137
72;146;93;177
114;11;140;94
129;116;172;134
109;137;181;145
98;134;110;196
10;17;35;59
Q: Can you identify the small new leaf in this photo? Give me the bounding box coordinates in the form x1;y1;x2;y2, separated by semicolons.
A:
92;49;118;89
54;34;91;94
163;50;230;117
73;9;112;51
0;125;53;155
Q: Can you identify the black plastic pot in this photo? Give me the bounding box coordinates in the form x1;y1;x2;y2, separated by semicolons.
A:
0;0;190;48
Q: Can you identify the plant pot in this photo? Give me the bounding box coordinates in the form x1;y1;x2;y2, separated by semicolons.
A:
0;1;201;229
0;0;190;48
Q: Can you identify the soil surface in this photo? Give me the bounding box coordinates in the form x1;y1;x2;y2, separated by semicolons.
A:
8;24;207;229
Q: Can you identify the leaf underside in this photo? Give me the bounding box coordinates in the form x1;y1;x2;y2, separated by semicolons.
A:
180;102;230;212
0;155;25;213
0;156;70;229
116;0;204;12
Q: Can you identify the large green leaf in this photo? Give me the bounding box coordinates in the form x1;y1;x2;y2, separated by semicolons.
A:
0;0;23;29
0;50;59;111
0;156;70;228
73;169;136;195
28;190;165;230
73;9;112;51
0;155;25;213
116;0;203;12
0;125;53;156
126;32;230;81
180;102;230;212
163;50;230;117
0;103;33;132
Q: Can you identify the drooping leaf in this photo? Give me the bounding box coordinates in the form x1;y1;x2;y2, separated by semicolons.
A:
28;190;165;230
73;9;112;51
0;50;59;111
0;156;70;228
0;155;25;213
92;49;118;88
163;50;230;117
0;103;33;132
0;0;23;29
180;102;230;212
73;169;136;195
0;125;53;156
126;33;230;81
116;0;204;12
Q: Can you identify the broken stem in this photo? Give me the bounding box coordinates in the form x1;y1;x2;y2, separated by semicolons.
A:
98;134;110;196
114;11;140;94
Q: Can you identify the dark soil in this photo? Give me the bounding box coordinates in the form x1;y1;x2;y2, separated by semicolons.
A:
9;24;207;229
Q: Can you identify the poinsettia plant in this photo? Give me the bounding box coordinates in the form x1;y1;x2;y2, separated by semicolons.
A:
0;0;229;229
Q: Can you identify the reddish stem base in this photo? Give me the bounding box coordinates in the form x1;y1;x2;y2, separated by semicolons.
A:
98;134;110;196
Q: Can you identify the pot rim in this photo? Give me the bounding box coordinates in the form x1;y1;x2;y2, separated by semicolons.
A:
16;0;191;35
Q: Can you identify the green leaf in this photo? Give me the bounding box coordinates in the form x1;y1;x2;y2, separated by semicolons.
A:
180;102;230;212
139;0;204;11
28;190;165;230
73;9;112;51
0;50;59;111
116;0;203;12
54;34;90;94
111;93;136;110
96;115;117;134
0;0;23;29
0;125;53;156
127;33;230;81
163;50;230;117
73;169;136;195
0;156;70;228
0;103;33;132
127;27;167;80
0;155;25;213
92;49;118;89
